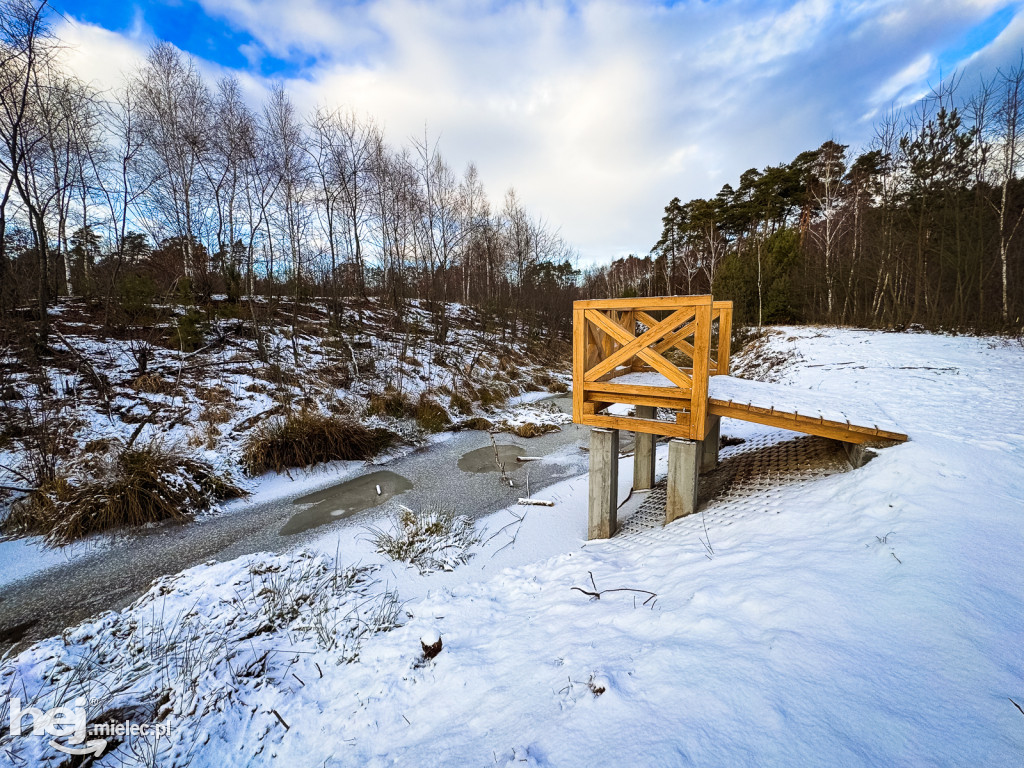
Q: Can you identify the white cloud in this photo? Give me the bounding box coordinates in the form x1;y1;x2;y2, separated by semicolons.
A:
50;0;1024;264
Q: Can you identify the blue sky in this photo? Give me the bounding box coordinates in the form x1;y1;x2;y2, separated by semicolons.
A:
50;0;1024;264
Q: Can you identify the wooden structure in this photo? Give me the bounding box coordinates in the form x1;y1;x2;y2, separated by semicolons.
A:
572;295;908;539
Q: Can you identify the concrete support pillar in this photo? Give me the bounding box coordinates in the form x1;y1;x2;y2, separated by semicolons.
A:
701;415;721;473
588;428;619;540
633;405;656;490
666;438;700;524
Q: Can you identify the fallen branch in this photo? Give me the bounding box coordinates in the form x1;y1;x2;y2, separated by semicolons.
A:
53;327;112;420
571;571;657;607
1010;698;1024;718
515;456;542;462
269;709;290;731
516;498;554;507
0;484;33;493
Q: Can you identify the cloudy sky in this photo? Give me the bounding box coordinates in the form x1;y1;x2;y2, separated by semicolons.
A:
49;0;1024;266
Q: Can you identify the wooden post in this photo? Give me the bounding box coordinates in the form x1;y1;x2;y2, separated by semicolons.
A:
588;428;619;540
572;306;585;424
666;438;700;523
633;405;656;490
701;415;721;473
688;298;713;440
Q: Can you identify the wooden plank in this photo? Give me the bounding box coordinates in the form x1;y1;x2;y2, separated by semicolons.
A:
572;308;585;423
636;310;695;334
708;399;907;444
580;412;694;438
585;381;691;398
574;294;714;311
653;318;697;355
688;299;713;440
584;309;694;389
584;392;691;411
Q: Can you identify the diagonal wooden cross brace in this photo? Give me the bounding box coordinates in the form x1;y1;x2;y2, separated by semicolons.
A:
584;309;694;390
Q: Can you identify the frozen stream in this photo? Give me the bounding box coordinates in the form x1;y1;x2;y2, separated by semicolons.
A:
0;394;618;651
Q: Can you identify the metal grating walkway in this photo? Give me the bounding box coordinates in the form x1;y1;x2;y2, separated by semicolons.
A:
613;432;853;546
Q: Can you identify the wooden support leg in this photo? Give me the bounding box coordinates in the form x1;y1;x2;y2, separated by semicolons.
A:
633;405;656;490
588;428;619;540
701;415;721;473
666;438;700;523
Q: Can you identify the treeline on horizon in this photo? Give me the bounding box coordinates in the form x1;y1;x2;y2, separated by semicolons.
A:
586;64;1024;333
0;0;578;353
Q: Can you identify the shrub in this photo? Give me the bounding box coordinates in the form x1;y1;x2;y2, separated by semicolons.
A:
3;442;244;545
415;395;452;432
242;411;396;475
175;308;206;352
366;505;479;574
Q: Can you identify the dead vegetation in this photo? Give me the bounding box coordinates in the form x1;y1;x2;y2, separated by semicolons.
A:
3;441;244;545
242;411;397;475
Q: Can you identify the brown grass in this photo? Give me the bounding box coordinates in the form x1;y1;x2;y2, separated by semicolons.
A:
509;422;560;438
532;372;569;393
3;442;244;545
449;392;473;416
366;390;415;419
242;411;397;475
133;374;174;394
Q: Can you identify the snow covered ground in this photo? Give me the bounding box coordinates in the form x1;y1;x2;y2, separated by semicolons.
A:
2;327;1023;766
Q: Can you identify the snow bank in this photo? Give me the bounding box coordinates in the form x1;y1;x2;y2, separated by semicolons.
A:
2;327;1023;766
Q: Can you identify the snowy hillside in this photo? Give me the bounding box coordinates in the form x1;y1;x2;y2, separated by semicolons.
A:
2;327;1022;766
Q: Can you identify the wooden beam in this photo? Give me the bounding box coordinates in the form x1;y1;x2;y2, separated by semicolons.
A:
572;307;585;423
574;294;714;311
584;392;690;411
688;299;713;440
580;412;694;438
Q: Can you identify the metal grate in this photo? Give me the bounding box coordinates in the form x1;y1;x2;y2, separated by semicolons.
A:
613;432;851;544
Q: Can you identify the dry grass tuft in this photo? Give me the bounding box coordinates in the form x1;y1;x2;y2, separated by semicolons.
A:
532;372;569;393
510;422;560;438
366;390;415;420
242;411;396;475
461;417;494;431
414;395;452;432
133;373;174;394
476;385;506;409
448;392;473;416
3;442;244;545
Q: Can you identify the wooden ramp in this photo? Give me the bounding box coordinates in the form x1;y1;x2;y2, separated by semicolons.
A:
610;371;907;444
572;295;908;445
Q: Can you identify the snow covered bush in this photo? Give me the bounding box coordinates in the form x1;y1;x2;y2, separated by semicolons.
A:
366;504;480;573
